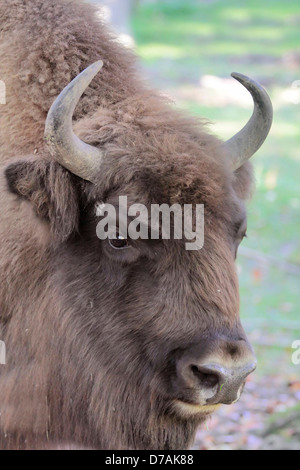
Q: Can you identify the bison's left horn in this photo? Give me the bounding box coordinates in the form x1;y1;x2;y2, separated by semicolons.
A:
44;61;104;182
224;73;273;171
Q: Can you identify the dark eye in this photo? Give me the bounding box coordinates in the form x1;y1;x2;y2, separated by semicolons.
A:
234;218;247;241
108;234;130;250
232;218;247;258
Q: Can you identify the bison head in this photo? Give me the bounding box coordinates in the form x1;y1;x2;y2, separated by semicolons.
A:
4;62;272;449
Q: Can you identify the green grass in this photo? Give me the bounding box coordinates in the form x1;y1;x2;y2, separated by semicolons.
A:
132;0;300;83
132;0;300;376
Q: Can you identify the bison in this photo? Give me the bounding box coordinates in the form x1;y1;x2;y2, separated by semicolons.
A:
0;0;272;450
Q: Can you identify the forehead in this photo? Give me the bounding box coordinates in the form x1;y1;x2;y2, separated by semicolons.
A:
90;115;248;227
99;161;246;230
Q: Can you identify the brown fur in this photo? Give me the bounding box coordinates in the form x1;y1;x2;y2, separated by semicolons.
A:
0;0;254;449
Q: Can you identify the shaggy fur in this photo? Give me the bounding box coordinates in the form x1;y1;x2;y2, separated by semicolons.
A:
0;0;254;450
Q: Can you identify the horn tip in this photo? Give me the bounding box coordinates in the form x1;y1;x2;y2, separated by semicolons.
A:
231;72;248;83
89;60;104;76
94;60;104;70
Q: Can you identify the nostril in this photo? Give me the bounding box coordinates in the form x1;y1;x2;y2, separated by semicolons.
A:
190;365;219;389
227;345;238;356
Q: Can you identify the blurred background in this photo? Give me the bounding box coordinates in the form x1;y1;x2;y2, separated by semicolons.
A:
90;0;300;450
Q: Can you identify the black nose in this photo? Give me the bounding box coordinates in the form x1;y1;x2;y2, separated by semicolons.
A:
189;362;256;404
174;339;256;406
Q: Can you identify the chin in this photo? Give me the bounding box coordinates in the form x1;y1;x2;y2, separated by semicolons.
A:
172;401;222;419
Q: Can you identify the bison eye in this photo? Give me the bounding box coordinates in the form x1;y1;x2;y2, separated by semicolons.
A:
108;233;130;250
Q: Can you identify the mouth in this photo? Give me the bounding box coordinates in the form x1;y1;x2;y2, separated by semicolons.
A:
173;400;222;417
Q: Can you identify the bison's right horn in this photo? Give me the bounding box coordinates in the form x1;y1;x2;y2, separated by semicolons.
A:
44;61;104;183
223;73;273;171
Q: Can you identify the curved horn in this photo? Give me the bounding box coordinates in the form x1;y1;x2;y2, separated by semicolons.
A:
44;61;104;183
224;73;273;171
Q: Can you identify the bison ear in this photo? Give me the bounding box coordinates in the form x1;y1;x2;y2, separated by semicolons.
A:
5;159;79;243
